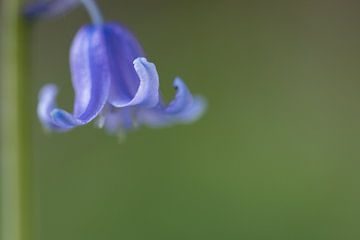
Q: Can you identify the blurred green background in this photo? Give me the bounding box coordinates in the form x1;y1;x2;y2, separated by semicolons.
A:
4;0;360;239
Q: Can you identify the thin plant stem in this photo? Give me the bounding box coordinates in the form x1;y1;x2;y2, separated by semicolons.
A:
1;0;32;240
80;0;104;25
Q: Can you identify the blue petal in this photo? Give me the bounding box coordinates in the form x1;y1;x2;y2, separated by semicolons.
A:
171;96;207;123
165;77;193;114
137;78;207;127
37;25;111;131
101;23;159;107
37;84;81;131
129;57;160;107
70;25;111;122
109;57;160;108
50;109;81;129
24;0;80;19
37;84;63;131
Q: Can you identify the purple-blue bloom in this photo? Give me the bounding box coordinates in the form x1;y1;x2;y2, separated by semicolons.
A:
27;0;206;134
37;22;206;134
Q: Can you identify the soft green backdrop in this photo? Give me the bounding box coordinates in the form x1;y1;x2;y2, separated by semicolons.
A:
4;0;360;239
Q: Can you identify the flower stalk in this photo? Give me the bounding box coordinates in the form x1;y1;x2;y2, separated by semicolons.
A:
80;0;104;25
1;0;31;240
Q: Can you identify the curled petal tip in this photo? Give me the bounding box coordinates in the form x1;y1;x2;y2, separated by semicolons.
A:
173;77;183;87
110;57;159;108
137;79;207;128
50;109;80;129
37;84;60;130
166;77;193;114
132;57;160;107
133;57;147;65
37;81;95;132
38;83;58;101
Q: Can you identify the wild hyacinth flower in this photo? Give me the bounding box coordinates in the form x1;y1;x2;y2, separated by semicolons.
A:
27;0;206;134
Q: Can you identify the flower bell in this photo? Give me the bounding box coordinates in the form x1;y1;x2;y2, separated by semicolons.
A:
27;0;206;134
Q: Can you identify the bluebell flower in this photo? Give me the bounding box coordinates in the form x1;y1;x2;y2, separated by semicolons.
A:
28;0;206;134
37;23;206;133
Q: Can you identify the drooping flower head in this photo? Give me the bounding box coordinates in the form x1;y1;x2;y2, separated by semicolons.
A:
27;0;206;135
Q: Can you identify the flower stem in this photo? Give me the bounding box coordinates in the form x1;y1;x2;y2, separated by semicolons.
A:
1;0;32;240
80;0;104;25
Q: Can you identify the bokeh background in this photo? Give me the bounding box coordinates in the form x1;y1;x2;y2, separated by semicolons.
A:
3;0;360;239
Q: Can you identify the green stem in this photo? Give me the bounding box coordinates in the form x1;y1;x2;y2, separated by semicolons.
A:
1;0;31;240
